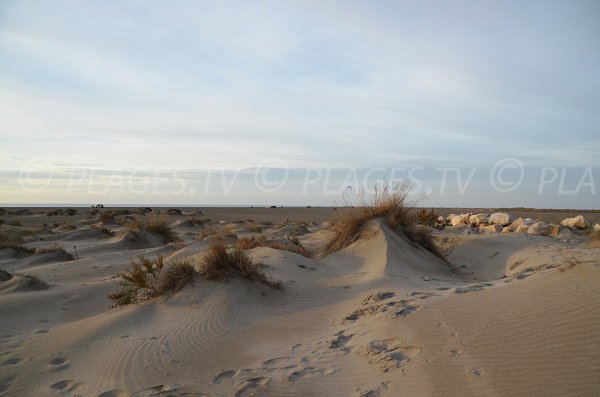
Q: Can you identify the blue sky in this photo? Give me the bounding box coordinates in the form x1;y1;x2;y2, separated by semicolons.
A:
1;1;599;206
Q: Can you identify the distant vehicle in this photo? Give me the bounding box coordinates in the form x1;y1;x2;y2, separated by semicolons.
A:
269;205;277;208
93;204;104;208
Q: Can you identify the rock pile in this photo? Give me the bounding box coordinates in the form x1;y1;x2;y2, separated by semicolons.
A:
440;212;592;237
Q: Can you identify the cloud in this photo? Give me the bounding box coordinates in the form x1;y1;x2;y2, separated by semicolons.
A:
0;0;598;205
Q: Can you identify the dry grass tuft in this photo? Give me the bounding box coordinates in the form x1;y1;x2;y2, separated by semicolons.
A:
90;224;115;237
414;208;439;227
127;217;180;243
322;181;444;259
245;223;263;233
34;244;75;260
235;236;312;258
108;255;196;306
197;224;237;240
200;240;279;288
99;212;115;224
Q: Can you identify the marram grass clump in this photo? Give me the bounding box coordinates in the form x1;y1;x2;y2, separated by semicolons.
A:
322;181;445;259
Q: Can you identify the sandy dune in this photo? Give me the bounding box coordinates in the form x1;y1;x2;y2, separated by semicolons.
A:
1;208;599;396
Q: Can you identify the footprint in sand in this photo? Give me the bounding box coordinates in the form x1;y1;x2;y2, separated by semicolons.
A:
329;331;352;350
288;366;337;381
49;357;69;371
358;339;421;372
470;368;482;377
133;384;182;395
362;292;395;305
50;379;82;392
2;358;21;366
234;377;270;397
0;376;15;394
394;303;417;318
454;283;493;293
97;389;128;397
212;370;236;384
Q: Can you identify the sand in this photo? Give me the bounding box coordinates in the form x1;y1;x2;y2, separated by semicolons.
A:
1;207;599;396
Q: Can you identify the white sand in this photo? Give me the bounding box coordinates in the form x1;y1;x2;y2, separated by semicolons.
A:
1;210;599;396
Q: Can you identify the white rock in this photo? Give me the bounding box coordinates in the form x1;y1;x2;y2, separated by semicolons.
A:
594;224;600;232
450;213;471;227
515;224;530;233
560;215;590;230
481;224;502;234
508;217;536;232
489;212;514;226
469;213;489;226
527;221;550;236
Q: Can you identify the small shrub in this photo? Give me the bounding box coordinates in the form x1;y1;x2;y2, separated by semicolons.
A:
62;224;77;231
108;255;196;306
201;240;279;288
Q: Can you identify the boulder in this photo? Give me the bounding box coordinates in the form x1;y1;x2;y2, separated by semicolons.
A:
489;212;514;226
527;221;550;236
450;213;471;227
515;224;530;233
469;213;489;227
560;215;590;230
435;216;447;229
508;218;535;232
550;224;573;238
594;224;600;232
481;224;502;234
501;226;511;233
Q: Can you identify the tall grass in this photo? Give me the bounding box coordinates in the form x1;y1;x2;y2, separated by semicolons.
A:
108;255;196;306
322;181;444;259
127;217;180;243
200;240;280;288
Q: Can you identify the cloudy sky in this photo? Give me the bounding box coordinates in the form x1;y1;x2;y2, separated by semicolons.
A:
1;1;599;206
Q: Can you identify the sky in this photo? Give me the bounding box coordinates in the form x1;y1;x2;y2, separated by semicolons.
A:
1;0;599;207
